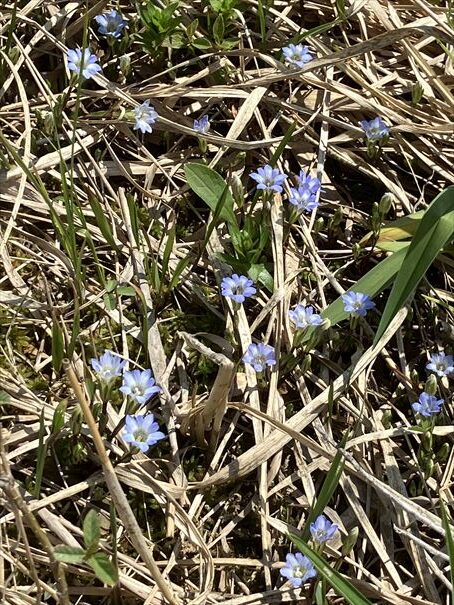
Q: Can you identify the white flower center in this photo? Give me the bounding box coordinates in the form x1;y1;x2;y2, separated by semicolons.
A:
133;429;148;442
132;385;144;396
436;361;447;371
293;565;306;578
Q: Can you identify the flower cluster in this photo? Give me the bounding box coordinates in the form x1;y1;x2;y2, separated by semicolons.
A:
90;352;164;451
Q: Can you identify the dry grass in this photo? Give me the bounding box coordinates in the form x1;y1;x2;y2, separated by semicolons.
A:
0;0;454;603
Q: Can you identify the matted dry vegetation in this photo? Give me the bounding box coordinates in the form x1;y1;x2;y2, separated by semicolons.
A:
0;0;454;604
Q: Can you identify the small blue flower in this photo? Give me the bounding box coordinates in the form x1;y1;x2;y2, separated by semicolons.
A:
297;170;321;192
342;292;376;317
243;343;276;372
67;48;102;80
250;164;287;193
282;44;313;68
359;117;389;142
95;10;127;38
310;514;338;544
221;274;256;303
120;369;161;405
193;115;210;134
412;392;444;417
288;185;319;212
280;552;317;587
122;414;165;452
133;100;158;134
289;304;323;330
426;352;454;378
90;351;126;382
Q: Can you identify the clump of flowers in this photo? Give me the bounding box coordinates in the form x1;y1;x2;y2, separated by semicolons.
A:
120;369;161;405
250;164;287;193
95;9;127;39
426;351;454;378
412;392;444;417
193;115;210;134
90;351;126;382
133;100;158;134
243;343;276;372
360;117;389;142
122;414;165;452
282;44;313;68
67;48;102;80
288;170;321;212
342;292;375;317
280;552;317;587
288;304;323;330
310;514;338;544
221;274;256;304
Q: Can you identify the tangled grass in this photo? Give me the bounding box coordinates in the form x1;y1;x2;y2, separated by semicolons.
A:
1;0;454;603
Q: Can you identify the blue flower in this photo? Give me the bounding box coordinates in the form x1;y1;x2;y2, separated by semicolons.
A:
288;185;319;212
90;350;126;382
288;304;323;329
67;48;102;80
341;292;376;317
359;117;389;142
310;514;338;544
120;369;161;405
221;274;256;303
243;343;276;372
297;170;321;192
133;101;158;134
193;115;210;134
412;392;444;417
426;352;454;377
250;164;287;193
282;44;313;68
122;414;165;452
280;552;317;588
95;10;127;38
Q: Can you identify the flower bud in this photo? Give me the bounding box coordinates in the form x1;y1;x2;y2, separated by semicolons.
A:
342;526;359;555
424;374;438;395
379;192;394;216
119;54;131;76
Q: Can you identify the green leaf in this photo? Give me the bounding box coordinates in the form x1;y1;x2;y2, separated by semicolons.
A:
51;400;67;434
185;163;236;225
440;498;454;604
359;211;424;246
87;552;118;586
54;545;86;564
320;246;407;329
83;510;101;549
302;431;347;541
213;14;225;45
289;535;373;605
249;263;273;291
374;186;454;343
88;196;118;251
51;320;65;373
117;286;136;297
192;37;212;49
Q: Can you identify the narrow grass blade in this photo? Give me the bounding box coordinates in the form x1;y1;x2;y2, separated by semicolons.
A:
33;409;47;498
440;497;454;603
374;186;454;343
289;535;373;605
302;431;347;541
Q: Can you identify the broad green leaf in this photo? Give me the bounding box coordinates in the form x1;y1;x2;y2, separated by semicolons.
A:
54;545;86;564
289;535;373;605
87;552;118;586
185;163;236;225
360;210;424;246
374;241;410;253
319;246;407;329
440;498;454;604
83;510;101;549
249;263;274;291
375;186;454;343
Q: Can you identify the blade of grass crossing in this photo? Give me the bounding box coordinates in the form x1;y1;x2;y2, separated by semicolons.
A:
289;534;373;605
